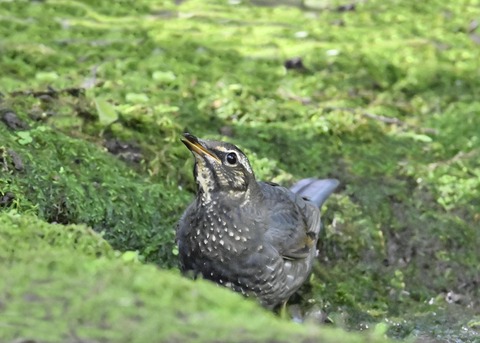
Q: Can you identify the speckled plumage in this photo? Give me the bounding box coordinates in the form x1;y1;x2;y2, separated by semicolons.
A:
177;133;338;309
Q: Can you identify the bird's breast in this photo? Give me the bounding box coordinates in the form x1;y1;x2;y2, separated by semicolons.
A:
188;203;261;259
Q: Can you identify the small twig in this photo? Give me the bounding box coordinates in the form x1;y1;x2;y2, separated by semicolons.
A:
428;149;479;171
362;112;439;135
362;112;405;125
9;87;85;98
277;90;312;105
82;63;99;89
325;107;438;135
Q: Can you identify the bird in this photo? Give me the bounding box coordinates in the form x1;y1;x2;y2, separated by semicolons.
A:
177;133;339;309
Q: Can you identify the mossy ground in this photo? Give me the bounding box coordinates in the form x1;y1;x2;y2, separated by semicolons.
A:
4;211;386;343
0;0;479;342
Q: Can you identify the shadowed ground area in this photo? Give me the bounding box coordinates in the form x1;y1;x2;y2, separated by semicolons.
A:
0;0;479;342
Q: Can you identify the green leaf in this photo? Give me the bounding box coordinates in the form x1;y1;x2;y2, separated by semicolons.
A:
152;71;176;83
94;97;118;126
153;104;179;114
16;131;33;145
121;250;140;263
35;71;59;82
125;93;149;103
396;131;433;143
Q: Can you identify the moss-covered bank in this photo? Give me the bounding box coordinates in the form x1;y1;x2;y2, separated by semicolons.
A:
0;0;479;341
0;211;391;342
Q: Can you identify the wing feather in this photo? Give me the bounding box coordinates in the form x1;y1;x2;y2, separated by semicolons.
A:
260;182;321;260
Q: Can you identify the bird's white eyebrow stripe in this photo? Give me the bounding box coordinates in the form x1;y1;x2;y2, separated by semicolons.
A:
215;146;229;152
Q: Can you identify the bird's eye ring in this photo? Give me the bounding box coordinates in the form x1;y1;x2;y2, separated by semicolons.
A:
226;152;237;165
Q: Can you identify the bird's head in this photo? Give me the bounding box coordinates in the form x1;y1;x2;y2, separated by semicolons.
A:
181;133;258;204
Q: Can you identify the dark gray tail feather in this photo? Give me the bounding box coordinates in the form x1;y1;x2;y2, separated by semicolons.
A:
290;178;339;208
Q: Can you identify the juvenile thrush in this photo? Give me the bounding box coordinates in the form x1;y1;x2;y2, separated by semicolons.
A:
177;133;339;309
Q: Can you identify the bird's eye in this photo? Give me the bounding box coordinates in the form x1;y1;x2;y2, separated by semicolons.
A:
226;152;237;165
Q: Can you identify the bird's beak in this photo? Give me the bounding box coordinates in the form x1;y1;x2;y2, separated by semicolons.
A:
181;133;221;163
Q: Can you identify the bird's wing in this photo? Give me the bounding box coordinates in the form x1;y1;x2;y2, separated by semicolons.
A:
260;182;322;260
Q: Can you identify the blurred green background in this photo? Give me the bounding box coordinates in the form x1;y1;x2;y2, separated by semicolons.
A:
0;0;479;342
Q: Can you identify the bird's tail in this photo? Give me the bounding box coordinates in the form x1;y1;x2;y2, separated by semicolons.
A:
290;178;339;208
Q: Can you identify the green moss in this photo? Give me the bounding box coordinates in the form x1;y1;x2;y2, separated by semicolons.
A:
0;116;187;267
0;0;479;341
0;211;393;342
